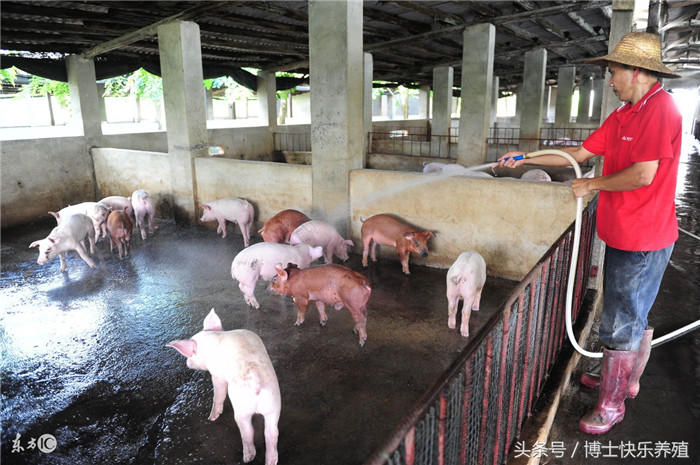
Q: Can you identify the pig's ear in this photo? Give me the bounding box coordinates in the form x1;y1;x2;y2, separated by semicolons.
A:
403;232;416;240
426;231;435;238
49;211;59;220
344;239;354;246
203;309;223;331
29;241;41;248
274;263;287;277
202;204;211;211
48;237;60;245
167;339;197;358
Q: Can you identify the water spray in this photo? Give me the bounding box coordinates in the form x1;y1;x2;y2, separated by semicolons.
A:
520;149;700;359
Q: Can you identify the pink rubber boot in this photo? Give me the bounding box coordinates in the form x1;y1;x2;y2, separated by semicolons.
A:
579;348;636;434
580;328;653;398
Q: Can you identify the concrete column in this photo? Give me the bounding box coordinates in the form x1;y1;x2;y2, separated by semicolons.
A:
555;66;576;125
66;55;102;140
490;76;499;127
257;71;277;128
601;0;635;120
363;52;373;161
457;23;495;166
577;72;594;123
431;66;453;157
432;66;453;136
547;86;557;122
418;84;430;120
158;21;208;224
205;87;214;120
309;0;364;234
97;82;107;122
519;48;547;151
591;76;605;122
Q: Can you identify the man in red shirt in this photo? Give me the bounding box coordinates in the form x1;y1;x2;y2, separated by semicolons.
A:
498;32;682;434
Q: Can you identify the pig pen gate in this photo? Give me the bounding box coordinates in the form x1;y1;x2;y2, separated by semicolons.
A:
365;198;598;465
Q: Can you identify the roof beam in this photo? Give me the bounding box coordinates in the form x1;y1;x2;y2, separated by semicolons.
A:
81;1;234;58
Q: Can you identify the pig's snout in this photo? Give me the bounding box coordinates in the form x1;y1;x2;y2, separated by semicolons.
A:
420;249;429;258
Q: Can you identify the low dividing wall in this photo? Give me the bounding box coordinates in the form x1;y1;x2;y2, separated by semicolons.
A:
92;148;172;217
1;137;95;225
195;157;312;229
350;169;586;280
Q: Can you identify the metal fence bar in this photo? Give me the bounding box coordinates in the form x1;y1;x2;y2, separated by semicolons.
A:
365;198;598;465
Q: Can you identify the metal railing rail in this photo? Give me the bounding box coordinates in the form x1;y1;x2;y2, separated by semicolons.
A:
365;197;598;465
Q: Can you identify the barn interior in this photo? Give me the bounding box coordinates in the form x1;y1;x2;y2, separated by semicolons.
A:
2;1;699;464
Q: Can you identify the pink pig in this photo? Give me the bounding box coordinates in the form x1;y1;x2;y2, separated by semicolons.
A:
50;201;110;240
289;220;354;264
267;263;372;347
360;214;434;275
107;210;133;259
130;190;158;240
100;195;134;219
258;209;311;244
200;197;255;247
30;213;96;272
231;242;323;308
446;251;486;337
167;309;281;465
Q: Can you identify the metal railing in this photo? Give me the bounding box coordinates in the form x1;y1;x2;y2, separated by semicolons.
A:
365;198;598;465
273;132;312;152
369;132;456;158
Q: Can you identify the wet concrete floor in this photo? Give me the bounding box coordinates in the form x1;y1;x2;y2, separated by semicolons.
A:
514;145;700;465
1;217;517;464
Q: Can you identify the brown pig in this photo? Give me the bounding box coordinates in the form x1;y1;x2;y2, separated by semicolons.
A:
107;209;133;259
360;213;434;275
258;209;311;244
267;264;372;347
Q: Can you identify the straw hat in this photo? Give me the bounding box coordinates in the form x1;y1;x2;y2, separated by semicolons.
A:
586;32;680;78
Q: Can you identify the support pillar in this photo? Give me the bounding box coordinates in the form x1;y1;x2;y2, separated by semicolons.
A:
457;23;495;166
418;84;430;120
363;52;373;161
591;76;605;122
431;66;453;157
577;71;594;123
519;48;547;152
490;76;499;128
555;67;575;125
309;0;364;235
257;71;278;129
66;55;102;140
158;21;208;224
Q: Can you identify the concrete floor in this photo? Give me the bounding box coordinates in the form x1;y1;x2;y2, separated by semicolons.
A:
1;217;517;465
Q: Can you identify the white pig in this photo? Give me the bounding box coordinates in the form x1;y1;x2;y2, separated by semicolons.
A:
289;220;354;265
30;213;96;272
200;197;255;247
232;242;323;308
99;195;134;218
130;190;158;240
423;162;446;174
446;251;486;337
50;201;110;239
167;309;280;465
521;169;552;182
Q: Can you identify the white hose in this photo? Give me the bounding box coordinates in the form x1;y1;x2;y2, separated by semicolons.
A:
524;149;700;357
525;150;601;358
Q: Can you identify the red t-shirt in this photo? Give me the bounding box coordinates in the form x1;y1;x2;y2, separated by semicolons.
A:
582;82;682;251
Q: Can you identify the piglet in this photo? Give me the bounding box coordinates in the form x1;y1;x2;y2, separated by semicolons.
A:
267;263;372;347
289;220;354;264
232;242;324;308
520;169;552;182
446;251;486;337
200;197;255;247
107;210;133;259
30;213;96;272
130;190;158;240
258;209;311;244
50;201;110;240
167;309;280;465
100;195;134;218
360;214;434;275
